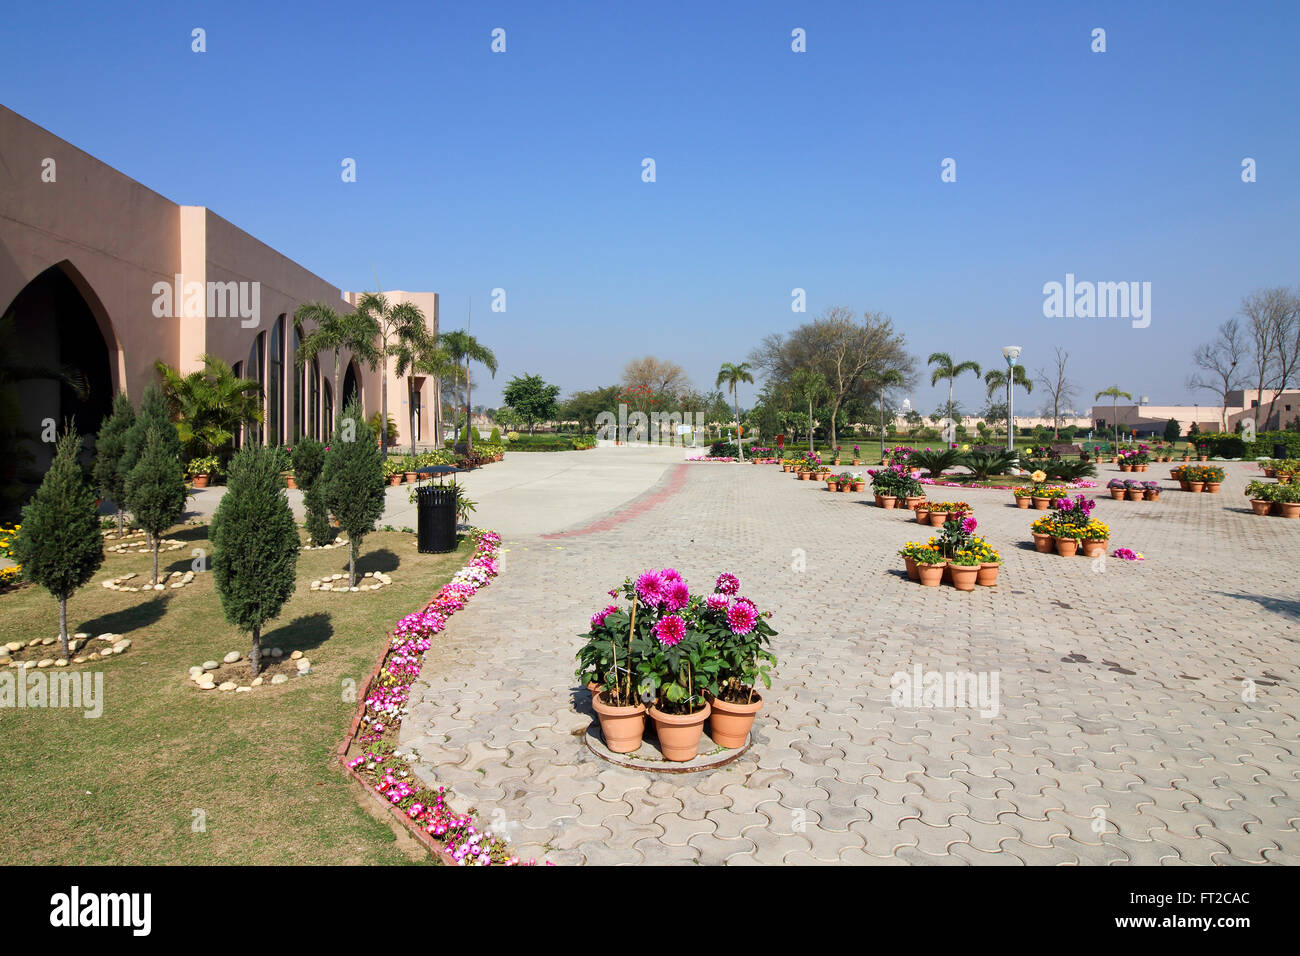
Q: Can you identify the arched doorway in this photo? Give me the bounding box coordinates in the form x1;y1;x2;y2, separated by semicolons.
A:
341;360;360;414
1;263;114;515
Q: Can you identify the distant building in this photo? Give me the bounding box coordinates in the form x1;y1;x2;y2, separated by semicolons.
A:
1090;389;1300;437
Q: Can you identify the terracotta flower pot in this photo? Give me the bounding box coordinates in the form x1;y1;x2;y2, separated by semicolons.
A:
1032;532;1054;553
192;474;210;489
781;464;791;472
1015;496;1030;508
1204;482;1221;493
914;507;929;522
917;562;945;587
852;482;865;492
388;474;402;485
1199;455;1208;461
1145;490;1160;501
592;694;647;754
827;481;838;491
1109;489;1125;500
905;496;926;509
1033;497;1051;510
904;555;919;581
284;473;298;489
879;495;897;509
708;693;762;749
1125;489;1143;501
1187;481;1204;493
949;564;978;591
405;472;418;482
1280;502;1300;519
799;472;811;481
649;702;711;761
1079;539;1107;558
928;511;947;526
976;563;999;586
852;459;861;466
1055;537;1079;557
1263;468;1275;478
1178;480;1190;491
1250;499;1272;516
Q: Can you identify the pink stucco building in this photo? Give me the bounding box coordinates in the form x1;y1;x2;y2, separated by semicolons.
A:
0;105;440;473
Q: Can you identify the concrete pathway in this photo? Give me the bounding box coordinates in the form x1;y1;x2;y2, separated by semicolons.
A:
400;458;1300;864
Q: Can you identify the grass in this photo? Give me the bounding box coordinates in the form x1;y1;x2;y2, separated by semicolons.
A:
0;522;472;865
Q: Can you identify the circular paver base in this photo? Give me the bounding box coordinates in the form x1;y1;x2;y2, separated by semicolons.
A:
583;722;751;773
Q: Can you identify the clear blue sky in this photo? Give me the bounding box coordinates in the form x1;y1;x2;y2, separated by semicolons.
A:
3;0;1297;414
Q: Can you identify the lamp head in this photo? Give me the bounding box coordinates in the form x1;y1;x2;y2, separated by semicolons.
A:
1002;345;1022;366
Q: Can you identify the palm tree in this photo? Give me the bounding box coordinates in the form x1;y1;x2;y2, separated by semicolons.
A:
715;362;755;460
791;367;828;454
984;366;1033;444
392;330;458;454
439;330;498;455
154;355;262;460
927;352;981;430
1095;385;1133;447
351;293;428;456
294;302;381;435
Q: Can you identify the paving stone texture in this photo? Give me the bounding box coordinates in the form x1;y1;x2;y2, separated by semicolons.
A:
400;451;1300;865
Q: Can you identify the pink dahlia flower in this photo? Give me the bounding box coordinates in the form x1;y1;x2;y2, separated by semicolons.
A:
654;615;686;646
706;593;729;611
715;572;740;595
663;579;690;611
726;602;758;635
635;570;668;605
660;567;683;583
961;517;977;533
590;604;618;629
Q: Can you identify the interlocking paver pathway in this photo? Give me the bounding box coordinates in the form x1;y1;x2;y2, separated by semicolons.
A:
402;452;1300;864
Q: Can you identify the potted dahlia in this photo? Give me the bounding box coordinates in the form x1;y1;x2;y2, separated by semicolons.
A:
705;573;777;749
575;597;645;754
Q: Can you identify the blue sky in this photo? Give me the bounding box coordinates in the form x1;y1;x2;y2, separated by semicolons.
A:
3;0;1298;413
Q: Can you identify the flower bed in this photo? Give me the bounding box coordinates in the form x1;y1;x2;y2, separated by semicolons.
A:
928;478;1097;492
685;456;737;462
897;513;1000;589
1170;465;1225;492
1244;480;1300;518
1029;494;1111;558
337;529;541;865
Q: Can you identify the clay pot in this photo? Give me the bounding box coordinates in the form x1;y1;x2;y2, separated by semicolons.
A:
405;472;418;482
905;496;926;509
388;474;402;486
1280;502;1300;519
904;555;919;581
1125;489;1143;501
827;481;838;492
949;564;978;591
1199;455;1209;462
928;511;947;527
1032;497;1050;510
1119;464;1131;472
592;694;647;754
192;474;210;489
1079;539;1107;558
917;562;945;587
1178;480;1190;491
976;563;999;586
1187;481;1204;493
1263;468;1276;478
284;473;298;490
852;459;861;466
781;464;791;473
1109;489;1125;500
852;482;866;492
879;495;897;509
1250;499;1272;516
914;507;929;522
649;701;711;761
1204;482;1221;493
1145;490;1160;501
708;693;762;749
1032;532;1055;554
799;472;811;481
1015;496;1030;508
1055;537;1079;557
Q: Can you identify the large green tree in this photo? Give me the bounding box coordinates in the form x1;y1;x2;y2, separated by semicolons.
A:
439;330;498;454
125;427;188;586
715;362;756;460
93;392;135;537
502;373;561;433
12;427;105;659
322;399;385;587
210;444;300;676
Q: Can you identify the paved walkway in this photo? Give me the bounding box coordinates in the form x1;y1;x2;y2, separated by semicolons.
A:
400;458;1300;864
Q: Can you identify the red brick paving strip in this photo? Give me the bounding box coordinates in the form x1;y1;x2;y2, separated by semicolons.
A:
541;463;691;539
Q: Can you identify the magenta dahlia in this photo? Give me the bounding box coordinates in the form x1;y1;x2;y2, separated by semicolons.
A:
663;579;690;611
635;570;668;605
654;615;686;646
715;572;740;595
726;601;758;635
706;593;729;611
590;605;618;629
660;567;683;583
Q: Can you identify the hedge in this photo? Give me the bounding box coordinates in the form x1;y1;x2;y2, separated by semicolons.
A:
1195;431;1300;459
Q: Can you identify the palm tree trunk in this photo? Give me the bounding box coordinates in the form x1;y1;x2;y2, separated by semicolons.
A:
409;379;417;456
465;358;473;455
733;386;743;461
380;353;389;456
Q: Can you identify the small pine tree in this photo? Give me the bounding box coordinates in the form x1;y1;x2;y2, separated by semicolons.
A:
292;436;334;546
93;392;135;537
489;426;500;443
12;428;106;658
120;385;180;544
125;427;187;586
323;399;385;586
210;444;300;676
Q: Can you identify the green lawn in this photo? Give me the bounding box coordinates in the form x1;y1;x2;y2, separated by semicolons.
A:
0;523;471;865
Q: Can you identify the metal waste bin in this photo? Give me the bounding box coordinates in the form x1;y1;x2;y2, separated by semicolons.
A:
416;484;458;553
1274;442;1287;460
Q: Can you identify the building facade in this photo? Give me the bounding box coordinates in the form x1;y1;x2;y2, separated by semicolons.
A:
0;105;439;475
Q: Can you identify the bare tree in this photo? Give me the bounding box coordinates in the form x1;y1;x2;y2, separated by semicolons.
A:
1033;347;1078;439
1263;288;1300;430
1186;318;1246;430
749;306;915;447
1241;289;1289;430
622;356;690;400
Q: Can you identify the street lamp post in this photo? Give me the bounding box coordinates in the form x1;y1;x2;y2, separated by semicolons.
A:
1002;346;1022;471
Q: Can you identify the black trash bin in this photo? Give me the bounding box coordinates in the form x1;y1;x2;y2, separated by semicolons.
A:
416;484;458;553
1274;442;1288;461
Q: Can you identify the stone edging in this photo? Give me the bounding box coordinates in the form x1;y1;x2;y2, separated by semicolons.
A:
310;571;392;592
2;632;130;667
103;570;196;591
104;537;186;555
187;648;311;692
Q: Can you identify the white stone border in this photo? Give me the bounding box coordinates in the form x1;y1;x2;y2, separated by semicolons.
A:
188;648;312;692
105;538;186;555
1;632;131;668
102;570;196;592
301;535;350;552
310;571;392;592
